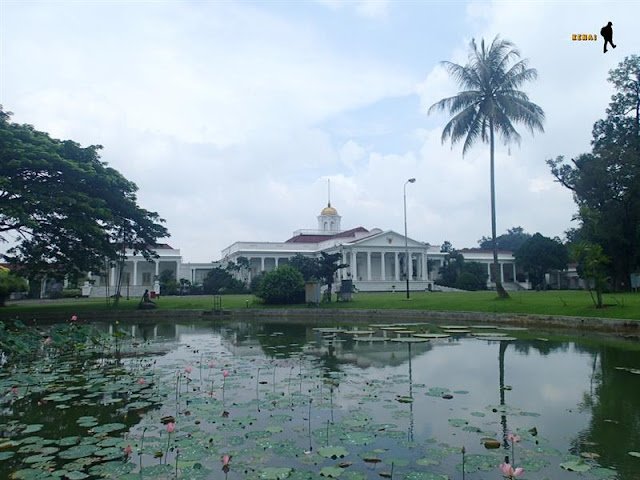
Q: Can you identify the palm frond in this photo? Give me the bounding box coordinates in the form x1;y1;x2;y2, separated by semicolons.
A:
428;35;544;156
428;91;481;115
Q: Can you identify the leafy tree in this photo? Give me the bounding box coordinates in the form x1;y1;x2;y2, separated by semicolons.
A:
0;107;169;280
436;250;487;291
159;269;178;296
289;254;320;281
0;268;27;306
250;271;265;294
479;226;532;252
572;242;610;308
225;256;250;285
316;252;348;302
178;278;191;295
440;240;453;253
203;267;245;294
429;37;545;298
515;233;568;289
256;265;304;305
548;55;640;290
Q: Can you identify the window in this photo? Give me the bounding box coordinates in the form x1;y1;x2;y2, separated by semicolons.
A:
142;272;151;284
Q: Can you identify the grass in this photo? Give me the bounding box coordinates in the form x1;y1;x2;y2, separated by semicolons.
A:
2;290;640;321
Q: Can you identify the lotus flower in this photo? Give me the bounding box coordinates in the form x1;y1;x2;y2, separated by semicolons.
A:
43;336;52;345
221;454;231;474
208;360;216;368
185;366;193;374
507;433;521;443
166;422;175;433
124;445;133;456
137;378;146;385
222;370;229;378
70;314;78;322
500;463;524;478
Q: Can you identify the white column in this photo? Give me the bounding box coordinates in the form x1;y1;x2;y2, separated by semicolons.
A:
132;260;138;286
487;263;491;281
380;253;386;281
366;251;372;281
351;251;357;279
394;252;399;281
513;263;516;282
261;257;265;272
110;266;117;286
154;260;159;277
500;262;504;283
176;261;180;280
275;257;280;268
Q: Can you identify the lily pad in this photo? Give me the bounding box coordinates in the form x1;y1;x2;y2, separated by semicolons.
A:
260;467;293;479
320;466;343;477
560;459;591;472
319;446;349;459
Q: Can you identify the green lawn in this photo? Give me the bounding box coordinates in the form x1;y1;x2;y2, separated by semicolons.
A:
2;290;640;320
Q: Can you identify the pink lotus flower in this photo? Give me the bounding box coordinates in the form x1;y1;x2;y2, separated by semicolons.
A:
137;378;146;385
70;314;78;322
166;422;175;433
124;445;133;456
222;454;231;466
208;360;216;368
184;366;192;374
222;370;229;378
43;336;52;345
11;387;18;396
500;463;524;478
507;433;521;443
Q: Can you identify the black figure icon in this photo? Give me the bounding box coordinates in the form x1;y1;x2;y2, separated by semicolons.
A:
600;21;616;53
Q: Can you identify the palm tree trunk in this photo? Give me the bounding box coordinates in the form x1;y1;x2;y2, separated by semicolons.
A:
490;119;509;299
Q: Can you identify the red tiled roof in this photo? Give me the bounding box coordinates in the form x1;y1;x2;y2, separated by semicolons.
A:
285;227;369;243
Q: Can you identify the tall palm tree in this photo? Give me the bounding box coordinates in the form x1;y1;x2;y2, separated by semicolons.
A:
429;36;545;298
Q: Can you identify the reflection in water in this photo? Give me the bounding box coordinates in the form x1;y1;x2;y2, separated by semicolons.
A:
88;320;640;479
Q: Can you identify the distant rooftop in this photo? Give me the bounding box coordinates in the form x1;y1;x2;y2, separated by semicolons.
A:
285;226;369;244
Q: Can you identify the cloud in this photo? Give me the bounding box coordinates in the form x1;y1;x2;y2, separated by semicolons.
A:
316;0;390;19
2;1;639;263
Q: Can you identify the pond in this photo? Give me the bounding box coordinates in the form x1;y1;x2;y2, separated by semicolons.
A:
1;318;640;480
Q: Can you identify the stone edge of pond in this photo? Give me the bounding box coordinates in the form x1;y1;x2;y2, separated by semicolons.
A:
2;307;639;336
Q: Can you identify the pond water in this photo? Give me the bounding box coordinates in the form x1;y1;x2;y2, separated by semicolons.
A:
1;319;640;480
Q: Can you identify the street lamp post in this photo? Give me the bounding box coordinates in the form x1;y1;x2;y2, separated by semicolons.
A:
404;178;416;299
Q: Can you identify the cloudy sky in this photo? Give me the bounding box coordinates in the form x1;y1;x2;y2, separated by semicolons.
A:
2;1;638;263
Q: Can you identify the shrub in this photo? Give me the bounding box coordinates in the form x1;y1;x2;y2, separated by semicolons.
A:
0;270;28;306
455;272;484;291
62;288;82;298
256;265;304;305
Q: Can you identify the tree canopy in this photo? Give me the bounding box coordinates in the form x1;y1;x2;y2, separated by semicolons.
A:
0;107;169;279
257;265;304;305
479;226;532;252
429;37;545;298
514;233;568;289
436;248;488;291
288;252;347;302
547;55;640;290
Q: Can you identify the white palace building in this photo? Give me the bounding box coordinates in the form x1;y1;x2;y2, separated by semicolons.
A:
82;200;523;297
220;201;523;292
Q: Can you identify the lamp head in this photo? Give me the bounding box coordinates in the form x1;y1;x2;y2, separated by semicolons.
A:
408;178;416;183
